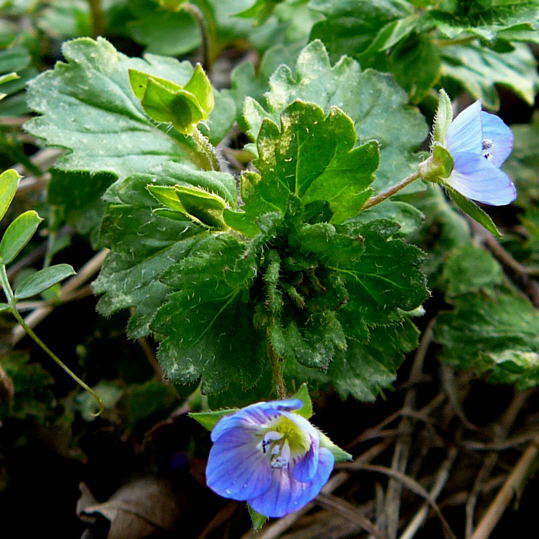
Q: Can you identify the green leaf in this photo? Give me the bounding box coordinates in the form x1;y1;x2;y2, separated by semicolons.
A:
441;245;504;296
0;302;9;312
94;161;237;338
389;34;441;104
309;0;414;60
291;382;313;418
228;100;379;234
14;264;75;299
243;40;428;194
25;37;234;217
434;289;539;389
441;44;539;110
319;432;353;462
0;169;20;222
446;186;501;237
152;234;263;399
190;408;239;431
247;504;268;531
0;210;42;265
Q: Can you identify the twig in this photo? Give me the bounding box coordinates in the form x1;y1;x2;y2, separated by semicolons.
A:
357;465;457;539
400;447;458;539
466;390;530;537
471;432;539;538
383;318;436;538
316;493;387;539
11;249;108;344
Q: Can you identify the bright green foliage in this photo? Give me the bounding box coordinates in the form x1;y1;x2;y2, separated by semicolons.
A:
243;40;428;194
93;161;237;338
95;100;427;404
441;44;538;109
129;64;214;134
236;0;286;23
308;0;539;106
435;289;539;389
26;38;232;178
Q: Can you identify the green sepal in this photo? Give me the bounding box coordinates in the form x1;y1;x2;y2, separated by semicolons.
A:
129;65;214;134
319;432;352;463
147;184;229;229
0;302;10;312
432;89;453;145
446;186;501;238
0;210;42;265
0;169;20;222
14;264;75;300
190;408;239;431
247;504;268;530
291;382;313;419
419;143;454;182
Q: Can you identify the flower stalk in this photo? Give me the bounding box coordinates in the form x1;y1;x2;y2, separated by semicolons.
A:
362;170;421;210
0;264;104;415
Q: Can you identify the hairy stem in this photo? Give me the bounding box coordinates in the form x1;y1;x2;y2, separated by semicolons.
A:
87;0;105;38
268;338;287;399
183;3;212;71
191;127;220;171
0;264;104;415
362;171;421;211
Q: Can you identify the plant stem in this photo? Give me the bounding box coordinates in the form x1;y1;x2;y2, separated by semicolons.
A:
191;127;220;171
87;0;105;38
362;171;421;211
0;264;104;415
183;3;212;71
267;338;286;399
433;36;476;48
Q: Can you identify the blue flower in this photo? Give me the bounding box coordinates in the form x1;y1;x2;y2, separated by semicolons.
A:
206;399;335;517
444;101;516;206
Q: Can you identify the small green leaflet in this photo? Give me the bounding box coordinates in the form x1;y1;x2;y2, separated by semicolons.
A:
0;169;20;222
0;210;42;265
14;264;75;300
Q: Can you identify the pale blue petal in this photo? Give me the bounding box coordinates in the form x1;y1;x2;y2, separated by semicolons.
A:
446;100;482;155
448;151;517;206
292;435;319;482
481;111;513;167
206;428;272;501
211;399;303;442
248;448;334;518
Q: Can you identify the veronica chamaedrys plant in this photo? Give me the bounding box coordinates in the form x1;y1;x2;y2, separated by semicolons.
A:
192;388;351;520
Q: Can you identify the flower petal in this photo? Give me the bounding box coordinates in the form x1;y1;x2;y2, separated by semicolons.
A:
448;151;517;206
211;399;303;442
248;447;334;518
292;434;319;482
481;111;513;167
206;428;272;501
446;100;482;155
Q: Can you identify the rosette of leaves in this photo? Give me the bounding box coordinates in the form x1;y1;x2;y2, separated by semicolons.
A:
96;100;429;406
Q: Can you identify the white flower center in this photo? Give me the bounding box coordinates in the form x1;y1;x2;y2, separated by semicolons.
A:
259;430;293;469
